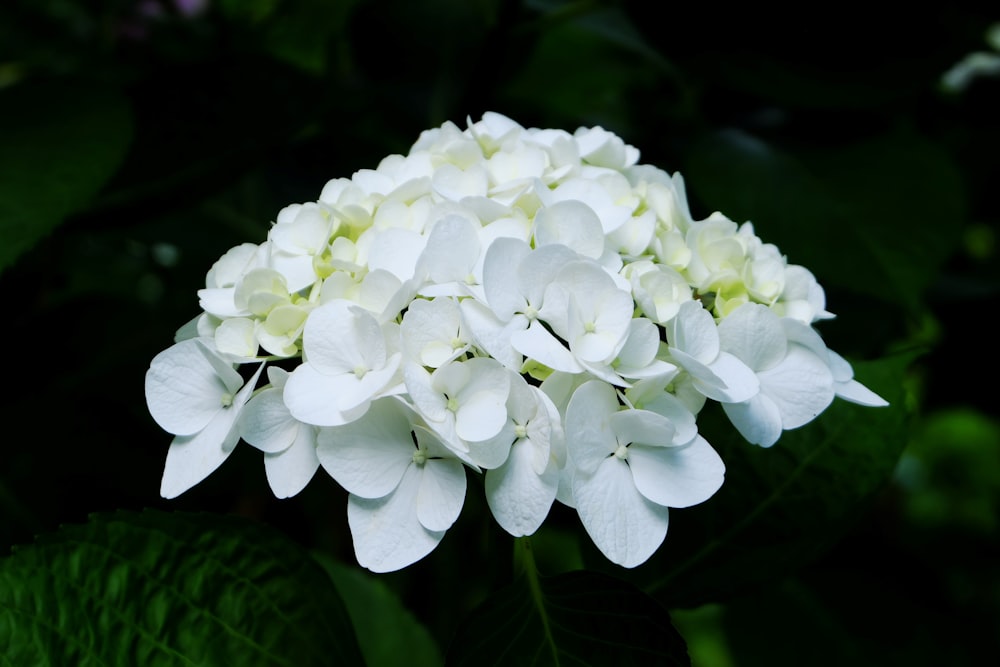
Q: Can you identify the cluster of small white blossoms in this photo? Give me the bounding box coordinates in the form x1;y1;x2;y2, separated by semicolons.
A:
145;112;888;572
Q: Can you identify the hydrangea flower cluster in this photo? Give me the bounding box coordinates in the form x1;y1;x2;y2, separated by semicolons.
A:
145;112;888;572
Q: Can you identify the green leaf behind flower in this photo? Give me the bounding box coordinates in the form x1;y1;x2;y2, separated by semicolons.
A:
683;128;965;315
447;540;690;666
0;79;132;275
628;352;917;608
0;509;364;667
315;553;444;667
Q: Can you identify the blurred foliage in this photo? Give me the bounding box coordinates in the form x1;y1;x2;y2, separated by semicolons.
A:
1;0;998;665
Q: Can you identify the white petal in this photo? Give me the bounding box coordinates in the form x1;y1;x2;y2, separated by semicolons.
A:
160;430;233;499
628;435;725;508
197;287;245;318
485;439;559;536
304;300;385;375
145;338;243;436
454;360;510;442
482;237;531;320
706;351;761;403
616;318;661;369
510;320;583;374
159;361;263;497
609;408;676;448
572;457;669;568
403;363;448;423
215;317;259;359
465;422;515;469
718;302;787;371
400;297;463;368
459;300;527;370
264;426;320;498
836;378;889;407
565;381;617;474
239;388;297;453
348;466;445;573
367;228;426;282
722;394;783;447
533;200;605;259
759;346;835;429
518;243;580;309
668;300;720;363
316;399;414;498
640;391;699;446
283;364;356;427
416;214;480;285
416;458;467;532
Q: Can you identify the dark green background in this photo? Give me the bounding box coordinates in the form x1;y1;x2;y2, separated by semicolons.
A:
1;1;998;664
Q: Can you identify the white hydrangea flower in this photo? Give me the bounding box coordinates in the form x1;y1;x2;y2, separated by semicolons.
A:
145;337;265;498
317;397;468;573
665;299;759;404
564;380;725;568
717;303;836;446
484;373;564;537
146;111;889;572
268;202;334;293
283;299;403;426
238;366;320;498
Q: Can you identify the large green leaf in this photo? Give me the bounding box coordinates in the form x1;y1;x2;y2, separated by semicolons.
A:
447;540;690;666
0;79;132;274
0;509;364;666
315;553;443;667
623;353;916;608
683;128;965;315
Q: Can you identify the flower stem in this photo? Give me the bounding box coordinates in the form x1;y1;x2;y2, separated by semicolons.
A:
514;536;560;665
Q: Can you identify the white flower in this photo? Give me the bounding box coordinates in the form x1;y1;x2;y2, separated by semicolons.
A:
565;380;725;568
268;202;334;293
146;111;890;572
238;367;320;498
665;299;759;403
623;259;693;325
514;258;633;373
573;125;640;170
317;397;467;573
145;337;265;498
399;296;471;368
403;357;511;457
717;303;836;446
283;299;403;426
198;242;267;319
827;349;888;407
484;374;564;536
460;238;578;371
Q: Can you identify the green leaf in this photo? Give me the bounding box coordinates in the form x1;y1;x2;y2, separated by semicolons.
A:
631;352;917;608
0;509;364;667
314;553;443;667
683;127;965;314
447;540;690;666
0;79;132;274
262;0;362;75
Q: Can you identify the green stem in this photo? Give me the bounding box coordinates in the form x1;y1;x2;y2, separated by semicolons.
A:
514;537;560;666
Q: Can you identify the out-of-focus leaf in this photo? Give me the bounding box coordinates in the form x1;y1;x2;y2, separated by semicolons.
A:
622;352;917;608
315;553;443;667
497;14;658;132
896;407;1000;536
0;510;364;666
216;0;282;23
683;128;965;315
722;578;868;666
0;79;132;274
263;0;362;75
448;553;690;666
